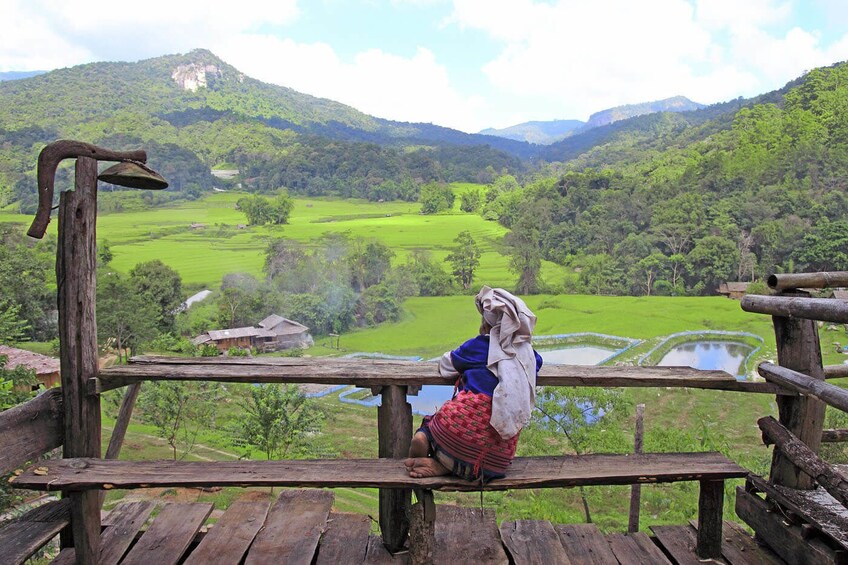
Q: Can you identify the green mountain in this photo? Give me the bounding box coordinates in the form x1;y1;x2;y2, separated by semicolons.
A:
479;119;585;145
0;71;45;81
0;49;531;210
582;95;704;129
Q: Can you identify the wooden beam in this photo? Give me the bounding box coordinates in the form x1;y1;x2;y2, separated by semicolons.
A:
95;358;784;394
57;156;101;564
0;388;63;475
822;429;848;443
759;363;848;413
758;416;848;508
11;452;747;492
377;385;411;553
627;403;644;534
769;306;827;490
825;364;848;380
100;382;142;507
768;272;848;291
0;498;70;565
742;294;848;324
695;480;724;559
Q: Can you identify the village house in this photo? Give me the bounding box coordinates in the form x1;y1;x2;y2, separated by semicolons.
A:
717;281;750;300
193;314;313;353
0;345;61;390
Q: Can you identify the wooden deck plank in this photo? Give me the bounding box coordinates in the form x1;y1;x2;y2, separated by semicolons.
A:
183;501;269;565
432;505;508;564
363;535;409;564
12;453;747;492
651;524;705;565
719;520;784;565
315;512;372;565
99;501;156;565
245;489;333;565
555;523;618;564
1;498;70;565
606;532;672;565
95;357;782;394
500;520;571;564
120;503;212;565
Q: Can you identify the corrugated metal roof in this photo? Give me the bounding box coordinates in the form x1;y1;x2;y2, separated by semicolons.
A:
0;345;60;375
207;327;262;340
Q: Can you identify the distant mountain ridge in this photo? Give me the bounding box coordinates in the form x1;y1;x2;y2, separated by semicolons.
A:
0;71;45;81
481;96;704;145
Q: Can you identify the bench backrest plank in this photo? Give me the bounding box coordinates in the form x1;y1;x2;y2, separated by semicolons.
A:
0;388;63;475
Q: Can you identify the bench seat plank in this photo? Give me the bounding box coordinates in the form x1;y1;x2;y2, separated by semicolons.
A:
96;357;781;394
183;501;269;565
245;489;333;565
0;498;69;565
12;453;746;492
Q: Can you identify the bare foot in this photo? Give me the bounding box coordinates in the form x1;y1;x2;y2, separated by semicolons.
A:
408;431;429;458
404;456;450;478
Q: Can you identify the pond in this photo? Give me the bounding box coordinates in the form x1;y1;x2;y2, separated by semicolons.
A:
657;341;754;377
340;345;622;416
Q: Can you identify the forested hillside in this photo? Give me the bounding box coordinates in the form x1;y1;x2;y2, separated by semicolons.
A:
478;62;848;295
0;49;528;211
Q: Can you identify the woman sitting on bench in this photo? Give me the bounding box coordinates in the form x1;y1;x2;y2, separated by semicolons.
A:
405;286;542;482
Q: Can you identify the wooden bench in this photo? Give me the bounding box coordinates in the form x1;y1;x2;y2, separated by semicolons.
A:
0;389;68;565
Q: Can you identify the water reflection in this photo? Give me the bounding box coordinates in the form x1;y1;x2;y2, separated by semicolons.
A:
539;345;617;366
658;341;753;376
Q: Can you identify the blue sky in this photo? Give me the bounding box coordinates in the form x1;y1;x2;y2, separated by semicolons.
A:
2;0;848;132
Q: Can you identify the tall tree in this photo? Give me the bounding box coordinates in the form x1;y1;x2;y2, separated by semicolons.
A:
445;231;481;290
130;260;183;333
97;271;158;361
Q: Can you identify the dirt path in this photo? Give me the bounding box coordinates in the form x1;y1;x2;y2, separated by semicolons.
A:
103;426;242;461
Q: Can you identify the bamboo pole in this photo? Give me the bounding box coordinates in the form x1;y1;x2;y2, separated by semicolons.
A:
741;295;848;324
768;272;848;291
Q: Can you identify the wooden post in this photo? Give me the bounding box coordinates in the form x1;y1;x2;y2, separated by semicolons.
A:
627;403;644;533
696;479;724;559
58;156;102;564
377;385;412;552
770;294;827;490
100;382;142;506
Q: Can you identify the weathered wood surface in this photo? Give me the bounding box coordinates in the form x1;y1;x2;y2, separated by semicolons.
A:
12;452;747;491
769;311;827;491
650;525;701;565
0;388;63;475
500;520;572;564
555;524;618;565
758;416;848;508
315;512;372;565
825;364;848;380
823;429;848;442
748;474;848;550
364;535;409;564
605;532;672;565
768;271;848;291
98;501;156;565
58;156;101;564
696;479;725;559
759;363;848;413
0;498;70;565
245;489;333;565
96;356;783;393
716;519;783;565
629;402;645;533
736;486;843;564
377;385;411;553
742;294;848;324
431;505;508;564
183;501;269;565
120;503;212;565
100;382;142;507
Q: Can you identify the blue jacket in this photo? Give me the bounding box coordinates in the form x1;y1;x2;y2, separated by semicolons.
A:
450;335;543;396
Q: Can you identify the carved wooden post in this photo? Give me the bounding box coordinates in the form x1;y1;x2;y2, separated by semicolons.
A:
770;291;826;490
377;385;412;552
58;156;101;564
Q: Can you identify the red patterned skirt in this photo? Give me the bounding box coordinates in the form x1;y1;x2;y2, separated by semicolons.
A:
419;390;519;481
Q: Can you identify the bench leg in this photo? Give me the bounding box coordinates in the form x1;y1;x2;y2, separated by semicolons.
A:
696;479;724;559
377;385;412;553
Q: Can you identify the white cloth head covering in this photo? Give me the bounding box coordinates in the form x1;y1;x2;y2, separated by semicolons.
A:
475;286;537;439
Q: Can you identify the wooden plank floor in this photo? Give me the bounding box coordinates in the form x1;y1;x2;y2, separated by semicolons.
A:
51;491;785;565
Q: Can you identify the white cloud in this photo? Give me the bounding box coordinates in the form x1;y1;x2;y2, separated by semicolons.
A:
219;35;488;131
